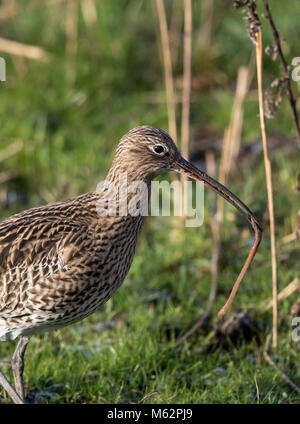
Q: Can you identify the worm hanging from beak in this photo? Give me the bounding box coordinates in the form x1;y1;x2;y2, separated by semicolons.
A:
173;156;263;319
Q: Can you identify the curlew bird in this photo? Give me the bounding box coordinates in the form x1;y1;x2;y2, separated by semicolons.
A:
0;126;262;404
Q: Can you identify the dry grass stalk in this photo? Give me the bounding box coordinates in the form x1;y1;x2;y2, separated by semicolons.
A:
229;65;253;163
169;0;183;68
263;277;300;311
0;370;23;404
280;231;300;245
0;140;23;163
66;0;79;59
219;65;251;198
180;0;192;187
138;391;158;404
154;0;177;143
254;373;260;404
198;0;214;49
0;37;50;62
80;0;97;26
264;332;300;394
256;29;278;348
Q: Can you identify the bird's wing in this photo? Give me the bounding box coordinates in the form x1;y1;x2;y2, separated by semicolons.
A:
0;194;96;273
0;195;99;318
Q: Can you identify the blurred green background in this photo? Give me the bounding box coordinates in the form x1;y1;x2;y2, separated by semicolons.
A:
0;0;299;404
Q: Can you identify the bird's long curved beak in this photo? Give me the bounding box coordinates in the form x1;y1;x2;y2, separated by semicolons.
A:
172;156;263;319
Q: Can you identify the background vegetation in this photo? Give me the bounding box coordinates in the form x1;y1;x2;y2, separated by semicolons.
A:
0;0;299;403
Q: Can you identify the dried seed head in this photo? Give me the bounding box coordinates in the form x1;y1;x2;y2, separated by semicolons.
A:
232;0;249;9
264;78;288;119
270;78;280;88
264;90;277;119
243;1;262;45
265;44;279;61
232;0;261;44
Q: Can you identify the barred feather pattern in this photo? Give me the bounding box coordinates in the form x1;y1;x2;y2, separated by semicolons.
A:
0;192;145;340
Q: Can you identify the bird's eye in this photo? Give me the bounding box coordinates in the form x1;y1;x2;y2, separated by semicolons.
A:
153;145;165;155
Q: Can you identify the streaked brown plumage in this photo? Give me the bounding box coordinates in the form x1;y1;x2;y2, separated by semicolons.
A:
0;126;262;404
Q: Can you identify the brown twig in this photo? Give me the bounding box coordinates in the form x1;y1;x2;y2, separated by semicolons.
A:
138;391;158;404
263;277;300;311
153;0;177;144
256;28;278;348
180;0;192;187
264;332;300;394
174;314;207;348
254;373;260;404
0;37;50;62
261;0;300;149
0;370;23;404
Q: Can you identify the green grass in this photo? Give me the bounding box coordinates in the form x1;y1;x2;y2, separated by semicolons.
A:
0;0;299;403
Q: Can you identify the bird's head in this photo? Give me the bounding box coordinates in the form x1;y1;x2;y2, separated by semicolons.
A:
112;126;180;177
111;125;261;230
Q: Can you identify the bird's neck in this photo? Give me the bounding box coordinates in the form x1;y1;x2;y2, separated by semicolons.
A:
106;157;154;186
96;161;153;219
